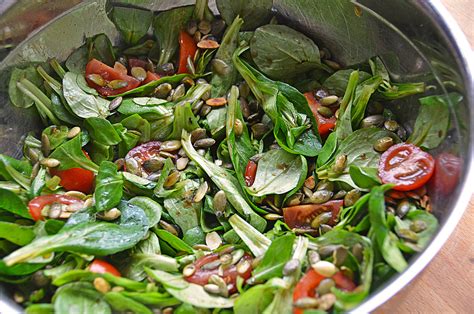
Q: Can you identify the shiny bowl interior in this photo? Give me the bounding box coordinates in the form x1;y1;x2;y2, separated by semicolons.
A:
0;0;473;312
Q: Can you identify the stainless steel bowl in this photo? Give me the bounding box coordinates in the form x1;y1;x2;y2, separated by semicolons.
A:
0;0;473;312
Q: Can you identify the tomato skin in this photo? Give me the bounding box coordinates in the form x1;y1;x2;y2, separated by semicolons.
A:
244;161;258;186
142;71;161;84
128;58;148;69
85;59;140;96
177;31;197;74
283;200;344;230
429;152;461;195
89;259;121;277
51;167;95;194
293;269;355;314
378;143;435;191
28;194;84;221
304;92;336;137
184;253;252;293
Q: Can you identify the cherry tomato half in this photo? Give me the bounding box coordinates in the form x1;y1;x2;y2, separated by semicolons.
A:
184;253;253;293
125;141;176;176
85;59;140;96
142;71;161;85
283;200;344;230
89;259;121;277
293;269;355;314
128;58;148;69
378;143;435;191
244;160;258;186
429;152;461;196
177;31;197;74
50;151;95;194
28;194;84;221
304;92;336;137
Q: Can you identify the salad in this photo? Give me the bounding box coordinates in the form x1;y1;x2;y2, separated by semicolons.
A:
0;0;462;313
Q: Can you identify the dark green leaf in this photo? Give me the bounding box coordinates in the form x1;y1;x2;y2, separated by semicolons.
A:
216;0;273;31
323;69;372;96
104;292;153;314
122;291;179;307
0;188;31;219
87;34;116;66
117;97;173;120
94;161;123;212
111;7;153;45
49;135;99;172
252;233;295;281
42;125;69;150
234;284;275;314
25;303;54;314
9;66;43;108
109;74;189;98
66;44;88;73
53;282;111;314
155;229;193;254
349;165;381;189
0;222;35;246
85;117;121;146
129;196;162;228
121;114;151;143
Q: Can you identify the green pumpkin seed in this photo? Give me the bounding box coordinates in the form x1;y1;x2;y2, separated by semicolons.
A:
310;190;333;204
283;259;300;276
213;190;227;212
264;213;283;221
319;224;333;234
26;148;40;163
193;244;211;251
206;232;222;251
286;193;302;206
161;140;182;152
181;76;195;87
240;97;251;118
30;162;40;180
203;284;220;295
64;191;87;200
308;250;321;266
323;59;341;70
367;101;384;115
199;105;212;117
231;249;245;265
396;199;411;218
344;189;361;207
67;126;81;139
397;125;408;140
171;84;186;102
194;138;216;148
48;202;63;219
311;211;332;229
198;20;211;34
99;208;121;221
142;157;165;172
397;228;419;242
190;128;207;143
239;82;250;98
320;95;339;106
236;259;251;275
410;220;428;233
192;100;204;114
211;58;230;76
251;123;268;140
316;180;334;192
193;181;209;203
108;80;128;90
87;74;106;87
332;247;348;267
332;190;347;200
317;106;333;118
351;243;364;263
318;245;341;258
361;115;385;128
40;158;60;168
374;136;394;152
209;274;228;297
233;119;244;137
318;293;336;311
154;83;172;98
159;220;179;236
125;158;142;177
332;154;347;174
41;133;51;157
202;259;221;270
384;120;399;132
131;67;147;81
316;278;336;295
294;297;319;309
147;172;161;182
193;31;202;43
219;254;233;266
312;260;337;277
176;157;189;171
163;171;180;188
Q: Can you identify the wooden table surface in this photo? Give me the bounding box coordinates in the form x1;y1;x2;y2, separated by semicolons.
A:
376;1;474;313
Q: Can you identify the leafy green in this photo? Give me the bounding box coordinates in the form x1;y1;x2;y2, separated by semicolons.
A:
408;93;461;149
251;24;323;81
155;229;193;254
87;34;116;66
110;74;189;98
247;149;306;197
63;72;110;118
25;303;54;314
42;125;69;150
0;222;35;246
9;66;43;108
182;131;266;231
49;135;99;172
228;214;271;257
153;6;194;66
53;282;111;314
123;253;178;281
104;292;153;314
129;197;162;228
85;117;121;146
121;114;151;143
216;0;273;31
94;161;123;212
168;104;200;140
252;233;295;281
349;165;380;189
323;69;372;96
395;210;438;253
0;188;31;219
3;200;149;266
111;6;153;45
233;47;322;157
117;97;173;120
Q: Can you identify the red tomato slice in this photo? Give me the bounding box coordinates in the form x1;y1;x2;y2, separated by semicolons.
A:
378;143;435;191
142;71;161;85
304;92;336;137
177;31;197;74
283;200;344;230
244;161;258;186
89;259;121;277
85;59;140;96
429;152;461;196
28;194;84;221
293;269;355;314
184;253;253;293
50;150;95;194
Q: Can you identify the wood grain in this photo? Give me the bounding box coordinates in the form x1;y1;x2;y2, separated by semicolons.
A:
376;1;474;312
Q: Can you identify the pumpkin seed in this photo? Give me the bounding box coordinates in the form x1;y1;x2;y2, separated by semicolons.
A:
332;247;348;267
206;97;227;107
26;148;40;163
318;293;336;311
384;120;399;132
194;138;216;148
304;176;316;190
131;67;147;81
198;20;212;34
190;128;207;143
125;158;142;177
59;211;73;219
210;276;229;298
193;244;211;251
240;97;251;118
312;260;337;277
206;232;222;250
171;84;186;102
40;158;60;168
48;202;63;219
283;259;300;276
219;254;233;266
211;58;230;76
213;190;227;212
143;158;165;173
294;297;319;309
309;190;333;204
211;18;226;35
93;277;111;293
361;115;385;128
161;140;182;152
41;133;51;157
332;190;347;200
164;171;180;188
66;201;84;212
319;224;333;234
332;154;347;173
114;62;127;74
317;106;333;118
236;259;251;275
397;228;419;242
316;180;334;192
186;20;198;35
396;199;411;218
199;104;212;116
197;39;220;49
320;95;339;106
233;119;244;137
308;250;321;266
410;220;428;233
176;157;189;171
159;63;175;75
181;76;195;87
193;181;209;203
193;31;202;43
344;189;361;207
323;59;341;70
67;126;81;138
311;212;332;230
159;220;179;236
99;208;121;221
374;136;394;152
231;249;245;265
247;112;261;125
203;284;221;295
316;278;336;295
186;56;196;76
111;286;125;292
65;191;87;200
182;264;196;277
83;197;95;208
192;100;204;114
162;307;173;314
264;213;283;221
108;80;128;90
286;193;302;206
154;83;172;98
87;74;106;87
146;172;161;182
303;187;313;198
352;243;364;262
202;259;221;270
30;162;40;180
251;123;268;140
